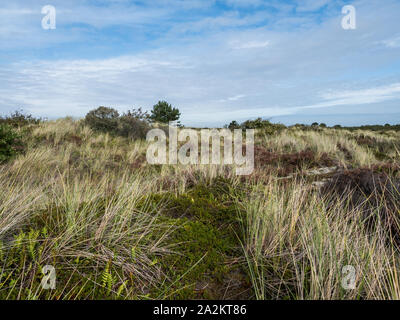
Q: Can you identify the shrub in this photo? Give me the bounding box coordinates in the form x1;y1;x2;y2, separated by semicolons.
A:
123;108;150;122
240;118;286;135
241;118;269;129
0;125;23;163
150;101;181;124
227;120;240;130
0;110;41;128
84;107;120;133
84;107;150;139
322;169;400;245
116;111;150;139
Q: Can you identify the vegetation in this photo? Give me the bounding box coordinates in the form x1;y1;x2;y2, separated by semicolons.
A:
226;118;286;135
0;110;41;128
150;101;181;124
84;106;150;139
0;113;399;300
340;123;400;132
84;106;120;133
0;124;23;163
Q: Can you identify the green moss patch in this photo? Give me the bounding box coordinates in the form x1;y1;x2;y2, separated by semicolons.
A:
144;178;251;299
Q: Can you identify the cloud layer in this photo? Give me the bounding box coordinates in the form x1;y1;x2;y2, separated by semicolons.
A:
0;0;400;126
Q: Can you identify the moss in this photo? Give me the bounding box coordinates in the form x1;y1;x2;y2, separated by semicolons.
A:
143;177;249;299
141;178;241;224
155;215;251;299
154;217;235;299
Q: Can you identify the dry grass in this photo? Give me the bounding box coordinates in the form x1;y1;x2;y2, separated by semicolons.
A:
241;178;400;299
0;118;399;299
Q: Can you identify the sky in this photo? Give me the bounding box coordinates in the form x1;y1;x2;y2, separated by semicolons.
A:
0;0;400;127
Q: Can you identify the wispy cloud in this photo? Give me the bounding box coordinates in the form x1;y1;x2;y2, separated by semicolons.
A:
228;95;246;101
0;0;400;126
295;0;331;12
382;36;400;48
231;40;269;49
295;83;400;111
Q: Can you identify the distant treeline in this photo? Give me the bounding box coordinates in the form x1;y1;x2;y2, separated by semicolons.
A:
333;124;400;132
225;118;400;132
1;110;399;132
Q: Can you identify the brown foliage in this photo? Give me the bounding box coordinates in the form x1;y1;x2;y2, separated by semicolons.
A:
322;169;400;244
337;143;353;161
254;146;334;176
66;134;83;146
356;135;377;147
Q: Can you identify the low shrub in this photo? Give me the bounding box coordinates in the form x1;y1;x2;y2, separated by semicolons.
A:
226;118;286;135
84;106;120;133
84;107;150;139
0;110;41;128
321;169;400;245
116;111;150;139
123;108;150;122
254;146;335;176
227;120;241;130
0;125;24;163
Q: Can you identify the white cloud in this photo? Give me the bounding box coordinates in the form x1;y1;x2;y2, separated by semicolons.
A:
295;0;331;12
1;0;400;127
382;36;400;48
228;94;246;101
320;83;400;101
231;40;269;49
291;83;400;113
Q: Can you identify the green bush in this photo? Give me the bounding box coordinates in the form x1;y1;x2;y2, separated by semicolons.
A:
0;110;41;128
117;112;150;139
84;107;150;139
0;125;23;163
240;118;286;135
150;101;181;124
84;106;120;133
227;120;241;130
241;118;269;129
123;108;150;122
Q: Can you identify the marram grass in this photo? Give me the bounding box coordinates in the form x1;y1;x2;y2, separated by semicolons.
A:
0;118;399;299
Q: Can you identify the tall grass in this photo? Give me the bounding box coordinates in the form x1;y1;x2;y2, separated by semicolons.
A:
240;178;400;299
0;118;399;299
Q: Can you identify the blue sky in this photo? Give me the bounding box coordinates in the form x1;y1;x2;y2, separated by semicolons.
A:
0;0;400;127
